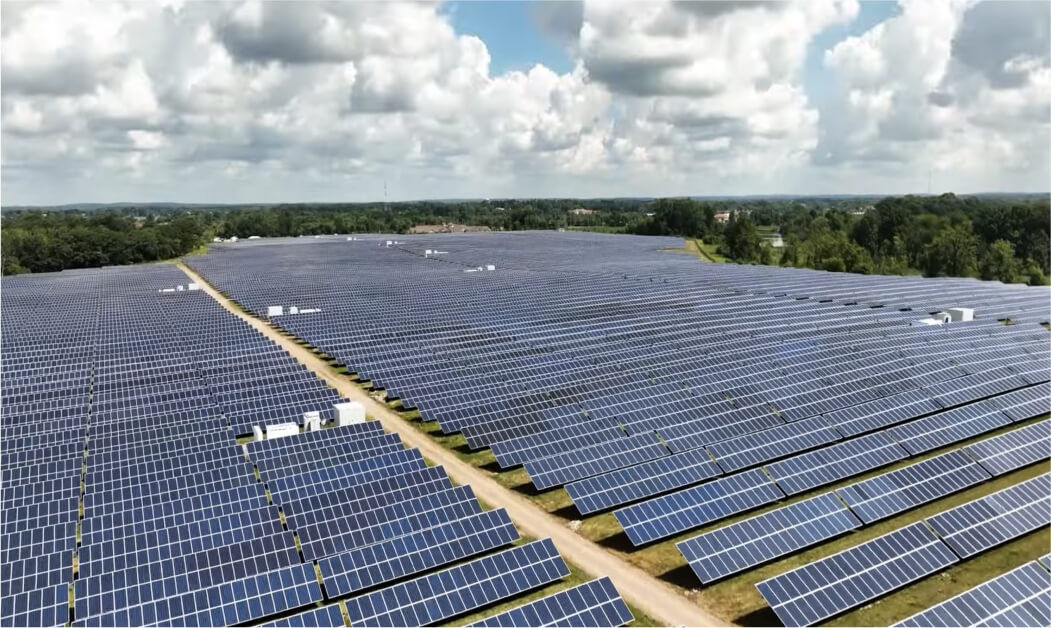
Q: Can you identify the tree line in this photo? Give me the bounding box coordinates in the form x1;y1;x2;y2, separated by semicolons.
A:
2;194;1047;285
634;194;1049;285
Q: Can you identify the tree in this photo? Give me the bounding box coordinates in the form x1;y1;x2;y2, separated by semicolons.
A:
720;213;763;262
800;227;872;274
980;240;1021;283
923;223;978;277
779;235;800;267
1022;258;1049;286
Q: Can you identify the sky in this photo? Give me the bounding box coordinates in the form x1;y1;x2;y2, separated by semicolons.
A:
2;0;1049;205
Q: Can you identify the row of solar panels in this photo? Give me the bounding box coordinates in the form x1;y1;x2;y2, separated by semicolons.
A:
675;419;1050;583
756;472;1051;626
553;382;1048;520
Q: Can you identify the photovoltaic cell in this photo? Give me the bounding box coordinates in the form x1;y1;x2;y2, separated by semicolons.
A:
765;431;908;496
677;492;861;584
565;450;721;515
490;420;623;469
705;416;841;473
893;561;1051;628
925;473;1051;559
525;433;669;491
991;384;1051;422
755;522;959;627
963;419;1051;476
342;538;569;627
259;604;346;627
823;388;941;437
887;401;1011;455
614;468;785;546
297;485;482;560
318;508;519;596
72;563;322;627
835;450;991;523
468;577;633;628
0;584;67;628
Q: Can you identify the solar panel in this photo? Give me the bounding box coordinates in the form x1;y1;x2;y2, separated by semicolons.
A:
259;604;346;627
468;577;633;628
296;485;483;560
991;384;1051;422
888;401;1011;455
1041;554;1051;570
73;532;301;620
705;416;841;473
835;449;991;523
765;431;909;496
565;449;721;515
823;389;941;437
893;561;1051;627
0;584;67;628
490;420;623;468
318;508;519;596
755;522;959;627
963;419;1051;476
72;563;322;627
525;433;669;491
614;468;785;546
342;538;569;627
925;473;1051;559
677;492;861;584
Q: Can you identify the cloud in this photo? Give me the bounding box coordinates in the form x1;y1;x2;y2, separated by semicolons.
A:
0;0;1046;204
817;0;1050;182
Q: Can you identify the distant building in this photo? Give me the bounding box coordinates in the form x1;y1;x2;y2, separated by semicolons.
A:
762;233;784;248
569;208;597;215
714;212;731;223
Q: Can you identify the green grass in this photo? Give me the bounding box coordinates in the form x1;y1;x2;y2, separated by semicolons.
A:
695;239;729;263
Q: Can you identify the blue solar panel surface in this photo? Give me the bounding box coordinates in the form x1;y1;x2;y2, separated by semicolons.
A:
342;538;570;627
677;492;861;583
893;561;1051;628
469;577;633;628
755;522;959;627
615;468;784;546
925;473;1051;559
835;450;992;523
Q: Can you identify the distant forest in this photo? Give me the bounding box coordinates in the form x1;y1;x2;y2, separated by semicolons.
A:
2;194;1048;285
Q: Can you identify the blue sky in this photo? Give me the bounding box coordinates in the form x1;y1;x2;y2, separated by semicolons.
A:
445;1;574;74
2;1;1047;204
447;1;901;105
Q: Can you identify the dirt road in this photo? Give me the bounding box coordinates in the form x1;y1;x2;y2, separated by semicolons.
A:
178;261;726;628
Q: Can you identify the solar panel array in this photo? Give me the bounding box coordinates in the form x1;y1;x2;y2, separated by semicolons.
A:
2;262;628;626
183;232;1050;625
186;234;1049;518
